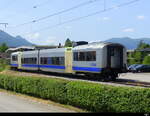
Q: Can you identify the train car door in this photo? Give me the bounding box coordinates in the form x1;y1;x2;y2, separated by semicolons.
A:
107;46;123;69
65;47;73;73
18;52;22;69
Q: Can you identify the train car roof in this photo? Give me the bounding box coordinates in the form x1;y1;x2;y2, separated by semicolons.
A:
22;50;39;55
40;48;65;53
73;42;124;50
11;52;22;55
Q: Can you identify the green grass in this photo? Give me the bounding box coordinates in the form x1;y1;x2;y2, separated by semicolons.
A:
0;59;10;72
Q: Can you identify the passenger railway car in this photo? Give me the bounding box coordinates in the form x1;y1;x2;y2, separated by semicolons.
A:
10;42;127;81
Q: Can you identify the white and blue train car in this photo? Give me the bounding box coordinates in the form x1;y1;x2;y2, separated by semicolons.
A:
10;42;127;81
72;43;103;74
72;42;127;79
39;48;66;73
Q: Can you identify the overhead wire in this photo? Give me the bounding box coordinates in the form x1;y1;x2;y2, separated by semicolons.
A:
33;0;51;8
23;0;141;36
12;0;102;28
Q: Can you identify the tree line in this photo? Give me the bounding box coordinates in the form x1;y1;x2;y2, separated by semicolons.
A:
128;41;150;65
0;43;8;53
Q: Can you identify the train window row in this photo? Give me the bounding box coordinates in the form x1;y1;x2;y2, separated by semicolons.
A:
74;51;96;61
40;57;65;65
22;58;37;64
12;56;18;61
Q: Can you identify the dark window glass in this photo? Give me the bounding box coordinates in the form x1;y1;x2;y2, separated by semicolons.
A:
79;52;86;61
74;51;96;61
22;58;37;64
12;55;18;61
47;58;52;64
74;52;79;61
60;57;65;65
41;57;65;65
110;48;115;56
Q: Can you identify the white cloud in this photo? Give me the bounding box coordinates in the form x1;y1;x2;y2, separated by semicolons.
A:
44;36;58;45
137;15;145;20
64;26;72;29
103;17;110;21
26;33;40;39
112;5;119;10
98;17;110;22
122;28;135;32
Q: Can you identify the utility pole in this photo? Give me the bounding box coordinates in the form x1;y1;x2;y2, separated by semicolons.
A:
0;23;8;28
104;0;106;11
0;23;8;31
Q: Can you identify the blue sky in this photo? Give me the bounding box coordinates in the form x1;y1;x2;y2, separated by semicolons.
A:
0;0;149;45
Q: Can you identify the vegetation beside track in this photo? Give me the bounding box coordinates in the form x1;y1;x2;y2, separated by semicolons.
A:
0;73;150;113
0;59;10;72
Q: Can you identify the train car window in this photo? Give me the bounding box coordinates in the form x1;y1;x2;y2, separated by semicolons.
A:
110;48;115;56
41;57;48;65
47;58;52;65
86;51;96;61
51;57;55;65
22;58;37;64
12;55;18;61
56;57;60;65
74;51;96;61
41;57;64;65
40;58;44;64
92;51;96;61
73;52;79;61
86;52;91;61
79;52;86;61
59;57;65;65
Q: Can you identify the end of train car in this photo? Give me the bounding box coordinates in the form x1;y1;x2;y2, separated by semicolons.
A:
72;42;127;80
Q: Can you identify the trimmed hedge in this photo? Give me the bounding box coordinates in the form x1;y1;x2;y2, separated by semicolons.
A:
0;75;68;104
0;74;150;113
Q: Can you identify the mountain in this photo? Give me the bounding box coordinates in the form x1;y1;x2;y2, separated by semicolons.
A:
0;30;34;47
105;37;150;50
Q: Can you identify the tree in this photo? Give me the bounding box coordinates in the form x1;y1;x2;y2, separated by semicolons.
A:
143;56;150;65
0;43;8;53
128;59;136;65
134;51;142;64
137;40;150;50
65;38;72;47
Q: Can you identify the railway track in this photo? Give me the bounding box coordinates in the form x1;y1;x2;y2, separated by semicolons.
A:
4;70;150;88
111;80;150;88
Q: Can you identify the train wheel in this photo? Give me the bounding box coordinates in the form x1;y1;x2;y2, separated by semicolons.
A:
101;75;110;82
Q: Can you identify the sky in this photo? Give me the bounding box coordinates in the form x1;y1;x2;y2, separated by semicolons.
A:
0;0;149;46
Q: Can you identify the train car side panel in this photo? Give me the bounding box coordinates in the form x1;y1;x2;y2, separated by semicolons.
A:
21;51;39;71
72;48;103;73
39;48;66;73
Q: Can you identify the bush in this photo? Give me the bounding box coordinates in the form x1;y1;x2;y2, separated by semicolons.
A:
0;74;68;104
0;74;150;113
0;59;10;72
143;56;150;65
66;81;150;113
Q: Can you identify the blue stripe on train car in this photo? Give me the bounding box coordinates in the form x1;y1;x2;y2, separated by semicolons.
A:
22;64;65;70
11;64;18;67
21;64;101;72
22;64;38;68
39;65;65;69
73;66;102;72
